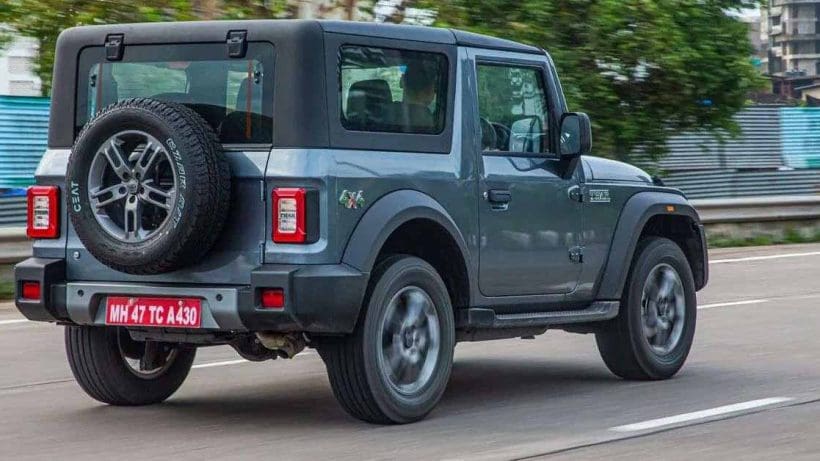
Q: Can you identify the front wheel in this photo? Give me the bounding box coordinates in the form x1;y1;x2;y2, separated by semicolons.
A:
65;326;196;405
595;237;697;380
318;255;455;424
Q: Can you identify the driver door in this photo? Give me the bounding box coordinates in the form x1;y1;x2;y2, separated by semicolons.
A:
472;53;583;297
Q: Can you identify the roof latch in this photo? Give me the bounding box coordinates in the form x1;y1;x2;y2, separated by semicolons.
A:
227;30;248;58
105;34;124;61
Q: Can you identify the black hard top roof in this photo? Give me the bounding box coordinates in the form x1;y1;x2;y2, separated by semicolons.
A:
57;19;543;55
319;20;543;54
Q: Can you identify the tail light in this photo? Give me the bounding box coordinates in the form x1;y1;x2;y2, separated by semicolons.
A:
260;288;285;309
27;186;60;239
272;188;306;243
21;281;41;301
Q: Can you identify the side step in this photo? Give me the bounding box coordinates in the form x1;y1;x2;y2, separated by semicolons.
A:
456;301;619;329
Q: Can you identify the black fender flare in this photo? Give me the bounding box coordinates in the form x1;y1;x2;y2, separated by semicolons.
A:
595;191;707;300
342;189;473;279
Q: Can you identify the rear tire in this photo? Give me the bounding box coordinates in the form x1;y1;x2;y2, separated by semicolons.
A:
595;237;697;380
65;326;196;405
318;255;455;424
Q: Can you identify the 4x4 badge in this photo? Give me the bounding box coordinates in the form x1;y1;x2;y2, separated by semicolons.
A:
339;190;365;209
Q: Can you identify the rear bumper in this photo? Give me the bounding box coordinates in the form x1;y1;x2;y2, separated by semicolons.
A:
14;258;368;334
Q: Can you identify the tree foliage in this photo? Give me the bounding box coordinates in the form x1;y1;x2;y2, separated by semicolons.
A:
415;0;765;161
0;0;765;161
0;0;289;95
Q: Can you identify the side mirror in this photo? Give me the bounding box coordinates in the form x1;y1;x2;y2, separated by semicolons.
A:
559;112;592;157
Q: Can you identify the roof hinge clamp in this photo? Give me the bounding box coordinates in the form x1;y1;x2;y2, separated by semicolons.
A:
105;34;124;61
227;30;248;58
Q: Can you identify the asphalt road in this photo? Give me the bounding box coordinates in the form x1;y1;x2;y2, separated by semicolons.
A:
1;243;819;460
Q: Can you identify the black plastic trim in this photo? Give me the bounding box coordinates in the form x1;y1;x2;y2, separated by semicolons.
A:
240;263;367;333
595;191;703;300
14;258;68;322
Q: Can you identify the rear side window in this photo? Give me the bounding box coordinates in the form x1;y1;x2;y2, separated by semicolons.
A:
340;46;447;135
77;43;274;144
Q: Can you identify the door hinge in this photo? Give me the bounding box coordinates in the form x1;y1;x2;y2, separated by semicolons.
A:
569;246;584;264
105;34;124;61
227;30;248;58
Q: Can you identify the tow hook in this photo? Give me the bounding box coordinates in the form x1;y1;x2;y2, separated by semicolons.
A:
255;332;306;359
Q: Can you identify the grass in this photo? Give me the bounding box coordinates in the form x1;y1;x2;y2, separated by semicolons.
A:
0;281;14;301
708;228;820;248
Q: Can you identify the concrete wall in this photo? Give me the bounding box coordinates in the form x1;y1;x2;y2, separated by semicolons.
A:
0;32;41;97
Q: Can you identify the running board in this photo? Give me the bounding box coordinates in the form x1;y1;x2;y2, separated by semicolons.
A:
456;301;619;329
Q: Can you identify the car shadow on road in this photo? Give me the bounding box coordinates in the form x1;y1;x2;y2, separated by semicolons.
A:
69;356;623;429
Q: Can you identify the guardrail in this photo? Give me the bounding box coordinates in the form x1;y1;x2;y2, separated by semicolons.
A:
691;195;820;224
0;195;817;265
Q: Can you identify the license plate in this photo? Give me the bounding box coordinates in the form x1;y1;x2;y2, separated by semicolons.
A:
105;297;202;328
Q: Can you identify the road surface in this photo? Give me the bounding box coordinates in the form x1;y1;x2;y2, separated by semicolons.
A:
1;243;819;460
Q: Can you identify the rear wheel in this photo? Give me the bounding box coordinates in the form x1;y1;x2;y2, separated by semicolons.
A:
595;237;697;380
65;326;196;405
318;255;455;424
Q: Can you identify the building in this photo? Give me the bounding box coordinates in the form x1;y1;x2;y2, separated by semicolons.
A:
763;1;820;100
0;31;41;96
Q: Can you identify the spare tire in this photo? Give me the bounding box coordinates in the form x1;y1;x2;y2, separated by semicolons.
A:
66;98;231;275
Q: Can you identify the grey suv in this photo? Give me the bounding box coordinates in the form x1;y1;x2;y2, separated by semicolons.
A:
15;20;708;424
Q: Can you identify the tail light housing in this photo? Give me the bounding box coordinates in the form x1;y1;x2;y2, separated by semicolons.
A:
27;186;60;239
272;188;306;243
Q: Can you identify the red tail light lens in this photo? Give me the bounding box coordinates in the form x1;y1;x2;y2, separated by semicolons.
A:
21;281;41;301
27;186;60;239
272;188;306;243
261;288;285;309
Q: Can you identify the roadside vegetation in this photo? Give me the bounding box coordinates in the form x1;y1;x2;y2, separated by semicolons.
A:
708;228;820;248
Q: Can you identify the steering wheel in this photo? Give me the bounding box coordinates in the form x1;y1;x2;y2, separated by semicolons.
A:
479;117;497;150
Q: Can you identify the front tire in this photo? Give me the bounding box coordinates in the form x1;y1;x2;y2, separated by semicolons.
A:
318;255;455;424
595;237;697;380
65;326;196;405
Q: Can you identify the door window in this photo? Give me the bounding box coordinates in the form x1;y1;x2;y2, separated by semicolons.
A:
477;64;550;154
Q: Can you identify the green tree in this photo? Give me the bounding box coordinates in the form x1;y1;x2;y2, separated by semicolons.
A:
414;0;764;161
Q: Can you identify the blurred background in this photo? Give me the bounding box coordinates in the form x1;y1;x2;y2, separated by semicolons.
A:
0;1;818;272
1;4;820;460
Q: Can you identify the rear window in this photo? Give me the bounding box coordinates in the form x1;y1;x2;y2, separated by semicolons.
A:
340;46;447;135
77;43;274;144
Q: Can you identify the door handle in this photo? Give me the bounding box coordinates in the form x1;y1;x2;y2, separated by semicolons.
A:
485;189;511;207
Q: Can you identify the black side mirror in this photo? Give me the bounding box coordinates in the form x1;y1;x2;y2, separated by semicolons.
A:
559;112;592;157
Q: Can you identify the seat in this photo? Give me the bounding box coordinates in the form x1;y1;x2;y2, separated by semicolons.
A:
345;79;394;130
220;77;270;143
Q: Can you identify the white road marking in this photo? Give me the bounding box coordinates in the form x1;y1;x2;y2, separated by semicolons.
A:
711;251;820;264
192;359;249;369
610;397;794;433
192;351;317;369
698;299;768;310
0;319;29;326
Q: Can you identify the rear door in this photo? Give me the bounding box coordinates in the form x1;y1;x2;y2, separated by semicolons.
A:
469;49;583;296
66;41;274;285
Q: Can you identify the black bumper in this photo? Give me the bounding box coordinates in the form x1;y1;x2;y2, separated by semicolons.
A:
14;258;368;334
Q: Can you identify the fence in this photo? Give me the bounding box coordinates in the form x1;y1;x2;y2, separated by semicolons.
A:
636;105;820;199
0;95;50;189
